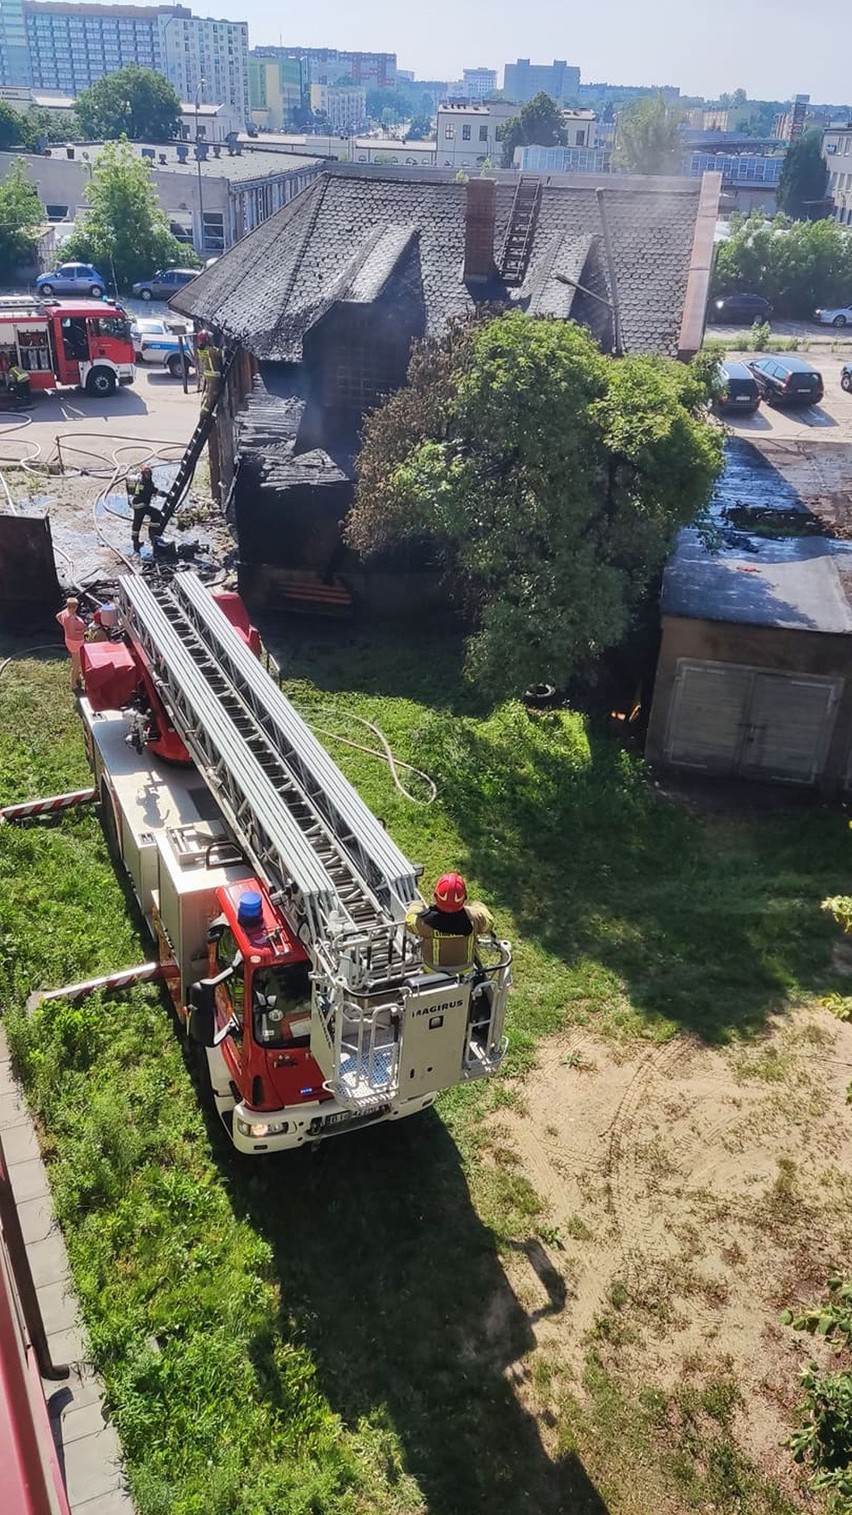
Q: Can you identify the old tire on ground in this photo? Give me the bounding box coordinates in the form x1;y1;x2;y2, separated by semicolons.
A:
86;366;117;397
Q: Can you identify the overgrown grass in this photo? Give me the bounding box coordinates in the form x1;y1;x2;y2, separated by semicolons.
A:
1;632;848;1514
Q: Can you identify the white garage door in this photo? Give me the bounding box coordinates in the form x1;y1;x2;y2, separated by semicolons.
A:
665;660;840;783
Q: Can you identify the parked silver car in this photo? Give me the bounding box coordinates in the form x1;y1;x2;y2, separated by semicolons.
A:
131;268;199;302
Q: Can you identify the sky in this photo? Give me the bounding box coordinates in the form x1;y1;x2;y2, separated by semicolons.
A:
237;0;851;104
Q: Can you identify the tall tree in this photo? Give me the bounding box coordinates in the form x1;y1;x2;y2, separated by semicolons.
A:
712;211;852;316
62;139;195;290
777;131;829;220
616;93;683;175
0;158;43;280
498;92;568;168
75;65;181;142
0;101;26;150
347;313;722;697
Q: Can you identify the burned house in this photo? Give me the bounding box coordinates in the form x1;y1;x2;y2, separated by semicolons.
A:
172;164;720;611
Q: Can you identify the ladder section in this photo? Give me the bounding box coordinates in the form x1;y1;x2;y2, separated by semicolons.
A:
119;575;339;943
500;176;542;285
171;573;420;923
157;349;236;532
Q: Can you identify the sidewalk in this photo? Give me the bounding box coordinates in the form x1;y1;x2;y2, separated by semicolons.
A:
0;1025;135;1515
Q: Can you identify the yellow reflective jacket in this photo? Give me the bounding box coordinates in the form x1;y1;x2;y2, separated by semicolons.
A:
404;900;494;972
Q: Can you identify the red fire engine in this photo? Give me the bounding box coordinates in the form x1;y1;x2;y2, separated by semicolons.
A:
0;297;135;397
10;574;512;1156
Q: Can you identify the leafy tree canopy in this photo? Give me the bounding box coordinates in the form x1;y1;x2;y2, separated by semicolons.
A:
616;93;683;175
75;65;181;142
0;157;43;280
406;114;435;141
777;130;829;221
713;211;852;317
62;139;197;290
347;313;722;697
498;92;567;168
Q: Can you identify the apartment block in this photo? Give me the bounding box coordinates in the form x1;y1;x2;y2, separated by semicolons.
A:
823;123;852;225
253;46;395;92
309;82;366;134
502;58;580;106
0;1;249;123
249;52;306;131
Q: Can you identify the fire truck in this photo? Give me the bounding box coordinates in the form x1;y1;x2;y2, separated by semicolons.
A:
0;297;135;397
37;573;511;1155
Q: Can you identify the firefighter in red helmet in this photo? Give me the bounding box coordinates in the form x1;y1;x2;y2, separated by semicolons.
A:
405;872;494;973
195;327;222;414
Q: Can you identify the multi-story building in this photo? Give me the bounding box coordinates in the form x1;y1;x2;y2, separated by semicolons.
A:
0;137;321;252
560;107;596;147
823;122;852;225
502;58;580;106
436;100;517;170
253;46;395;92
249;52;306;131
309;82;366;134
0;2;250;122
461;67;496;102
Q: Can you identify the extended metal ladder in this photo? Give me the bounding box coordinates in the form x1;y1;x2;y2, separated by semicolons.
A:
117;574;419;979
500;175;542;285
157;350;237;533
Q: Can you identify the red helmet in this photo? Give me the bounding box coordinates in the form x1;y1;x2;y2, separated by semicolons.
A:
196;329;209;348
434;872;467;912
140;464;152;476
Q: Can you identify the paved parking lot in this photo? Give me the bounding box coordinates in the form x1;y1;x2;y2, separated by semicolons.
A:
722;349;852;443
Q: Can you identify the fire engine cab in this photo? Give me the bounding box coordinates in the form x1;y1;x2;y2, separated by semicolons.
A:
70;573;512;1155
0;297;135;397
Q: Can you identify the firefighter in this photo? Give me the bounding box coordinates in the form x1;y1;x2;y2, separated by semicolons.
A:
8;363;31;406
405;872;494;974
129;464;165;553
196;330;222;414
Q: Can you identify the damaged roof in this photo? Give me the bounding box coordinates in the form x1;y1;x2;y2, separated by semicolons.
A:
172;165;717;360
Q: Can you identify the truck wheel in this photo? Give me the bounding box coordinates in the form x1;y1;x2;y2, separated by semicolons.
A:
86;367;117;397
99;781;122;866
39;283;53;296
140;288;153;302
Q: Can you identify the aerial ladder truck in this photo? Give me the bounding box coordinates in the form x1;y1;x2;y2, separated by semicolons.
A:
16;573;511;1154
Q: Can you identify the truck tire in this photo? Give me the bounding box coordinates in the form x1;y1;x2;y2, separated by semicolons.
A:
86;367;117;397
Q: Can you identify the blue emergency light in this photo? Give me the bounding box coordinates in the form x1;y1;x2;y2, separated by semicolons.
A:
237;890;263;926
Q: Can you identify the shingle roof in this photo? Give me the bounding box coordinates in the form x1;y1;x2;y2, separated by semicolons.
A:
172;165;714;359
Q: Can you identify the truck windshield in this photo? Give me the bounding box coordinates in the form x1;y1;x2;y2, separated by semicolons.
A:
252;963;312;1049
89;314;130;341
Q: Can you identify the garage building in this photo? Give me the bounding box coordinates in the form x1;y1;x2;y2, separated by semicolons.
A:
645;528;852;792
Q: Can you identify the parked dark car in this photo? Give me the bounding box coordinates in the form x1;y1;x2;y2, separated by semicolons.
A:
709;292;772;325
748;355;824;407
841;363;852;393
131;268;199;302
713;360;761;415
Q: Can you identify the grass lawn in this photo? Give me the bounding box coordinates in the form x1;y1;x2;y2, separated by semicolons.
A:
0;622;848;1515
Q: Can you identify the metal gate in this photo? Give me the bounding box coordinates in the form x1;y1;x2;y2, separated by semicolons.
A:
664;659;840;784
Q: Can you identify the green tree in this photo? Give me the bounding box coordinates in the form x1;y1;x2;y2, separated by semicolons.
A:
498;92;567;168
0;157;43;280
777;130;829;220
0;101;27;150
62;139;196;290
616;93;683;175
406;114;434;141
75;65;181;142
712;212;852;317
347;313;722;697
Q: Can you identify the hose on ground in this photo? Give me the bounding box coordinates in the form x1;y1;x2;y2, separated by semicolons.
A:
299;707;437;806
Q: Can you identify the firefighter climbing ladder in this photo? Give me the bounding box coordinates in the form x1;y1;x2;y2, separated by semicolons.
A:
156;349;237;533
118;573;421;988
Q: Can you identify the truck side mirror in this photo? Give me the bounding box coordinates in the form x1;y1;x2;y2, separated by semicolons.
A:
187;967;232;1046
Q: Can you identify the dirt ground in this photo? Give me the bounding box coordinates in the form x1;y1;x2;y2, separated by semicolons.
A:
487;1006;852;1499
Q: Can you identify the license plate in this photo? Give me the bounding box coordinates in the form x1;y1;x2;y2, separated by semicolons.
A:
325;1105;390;1130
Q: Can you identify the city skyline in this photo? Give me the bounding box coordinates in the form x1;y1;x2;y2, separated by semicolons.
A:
233;0;847;103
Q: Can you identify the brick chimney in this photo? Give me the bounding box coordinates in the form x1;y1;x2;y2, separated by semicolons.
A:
463;177;496;283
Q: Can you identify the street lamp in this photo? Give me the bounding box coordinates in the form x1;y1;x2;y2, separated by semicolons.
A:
195;78;206;255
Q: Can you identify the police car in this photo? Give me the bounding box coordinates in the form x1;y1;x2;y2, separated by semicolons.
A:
130;318;196;378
